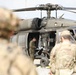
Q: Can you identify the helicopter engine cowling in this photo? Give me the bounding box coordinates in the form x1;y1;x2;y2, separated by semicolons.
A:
18;18;42;31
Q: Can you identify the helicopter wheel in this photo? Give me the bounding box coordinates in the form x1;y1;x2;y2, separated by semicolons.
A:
40;57;49;67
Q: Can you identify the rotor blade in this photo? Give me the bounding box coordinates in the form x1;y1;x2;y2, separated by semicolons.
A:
64;10;76;13
62;7;76;10
13;7;40;12
13;6;49;12
12;3;76;12
60;9;76;14
12;4;63;12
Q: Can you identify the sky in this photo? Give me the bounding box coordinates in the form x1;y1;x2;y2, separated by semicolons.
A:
0;0;76;20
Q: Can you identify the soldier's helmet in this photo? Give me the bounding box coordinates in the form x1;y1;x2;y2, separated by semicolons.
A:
0;7;19;32
59;30;76;43
60;30;71;37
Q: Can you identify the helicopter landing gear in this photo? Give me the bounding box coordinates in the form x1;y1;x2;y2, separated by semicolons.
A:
40;56;49;67
40;49;50;67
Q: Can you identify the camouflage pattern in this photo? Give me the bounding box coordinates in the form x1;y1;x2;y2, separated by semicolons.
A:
50;41;76;75
0;7;19;40
0;39;37;75
29;38;36;61
50;30;76;75
60;30;71;36
0;7;19;31
0;8;38;75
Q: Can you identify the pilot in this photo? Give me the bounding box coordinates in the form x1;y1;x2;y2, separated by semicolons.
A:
29;37;36;61
50;30;76;75
0;7;38;75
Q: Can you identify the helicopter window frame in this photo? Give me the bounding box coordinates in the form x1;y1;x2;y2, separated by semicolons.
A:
74;29;76;34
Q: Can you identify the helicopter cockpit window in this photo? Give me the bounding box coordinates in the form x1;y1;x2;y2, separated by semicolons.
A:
75;30;76;33
74;29;76;35
73;29;76;40
69;30;74;36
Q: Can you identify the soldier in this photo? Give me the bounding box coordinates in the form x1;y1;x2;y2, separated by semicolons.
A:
0;7;37;75
50;30;76;75
29;37;36;61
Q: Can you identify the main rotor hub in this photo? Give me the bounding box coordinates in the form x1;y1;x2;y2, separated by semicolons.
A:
39;3;63;10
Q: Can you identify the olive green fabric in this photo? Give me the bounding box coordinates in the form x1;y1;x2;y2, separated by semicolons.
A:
0;39;38;75
29;39;36;61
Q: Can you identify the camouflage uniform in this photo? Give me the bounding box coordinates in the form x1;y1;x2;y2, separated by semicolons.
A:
50;30;76;75
29;38;36;61
0;8;38;75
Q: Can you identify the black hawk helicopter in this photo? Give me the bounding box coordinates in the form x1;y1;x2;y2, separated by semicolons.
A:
11;3;76;67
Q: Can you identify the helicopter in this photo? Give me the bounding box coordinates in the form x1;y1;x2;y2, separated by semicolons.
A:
11;3;76;67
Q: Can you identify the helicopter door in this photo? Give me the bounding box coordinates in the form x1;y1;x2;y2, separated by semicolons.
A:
17;32;29;55
49;31;56;50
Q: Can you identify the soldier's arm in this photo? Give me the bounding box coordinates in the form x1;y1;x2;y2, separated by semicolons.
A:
49;46;57;74
74;47;76;72
50;44;60;64
50;44;60;74
50;45;57;64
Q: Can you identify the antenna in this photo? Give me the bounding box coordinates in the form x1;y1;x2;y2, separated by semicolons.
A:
55;10;57;19
40;10;42;18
